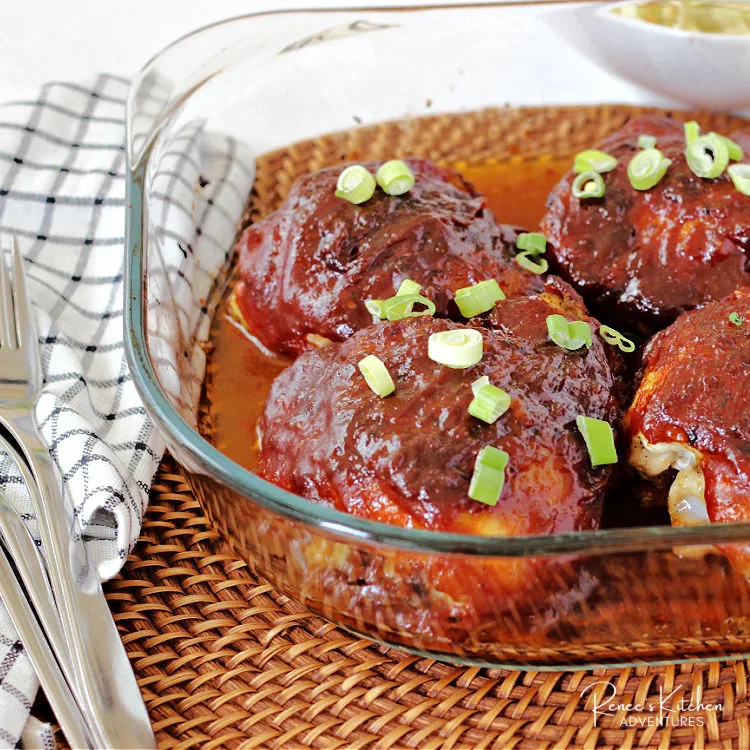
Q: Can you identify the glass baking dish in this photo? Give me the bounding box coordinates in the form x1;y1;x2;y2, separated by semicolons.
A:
124;2;750;669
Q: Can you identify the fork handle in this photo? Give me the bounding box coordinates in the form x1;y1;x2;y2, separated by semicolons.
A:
0;501;85;703
0;540;92;749
5;419;155;750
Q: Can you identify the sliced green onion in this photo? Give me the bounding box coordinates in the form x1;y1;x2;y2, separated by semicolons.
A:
684;120;701;145
358;355;395;397
573;149;618;174
638;134;657;150
454;280;505;318
376;159;415;196
335;165;376;204
627;148;671;190
395;278;421;297
367;291;436;320
729;311;744;327
720;135;744;162
365;299;385;319
546;314;592;351
471;375;490;396
572;171;606;199
469;384;511;424
382;294;436;321
428;328;483;369
728;163;750;196
516;232;547;255
468;446;510;506
686;133;729;179
576;415;618;466
515;251;549;274
598;325;636;353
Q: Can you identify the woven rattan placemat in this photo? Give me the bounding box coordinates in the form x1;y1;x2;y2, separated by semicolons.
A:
90;457;750;749
46;105;750;747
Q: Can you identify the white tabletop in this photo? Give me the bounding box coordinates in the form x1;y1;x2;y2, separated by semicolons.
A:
0;0;495;103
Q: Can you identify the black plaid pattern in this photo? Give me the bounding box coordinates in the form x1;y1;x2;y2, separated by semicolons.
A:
0;618;35;748
0;75;255;746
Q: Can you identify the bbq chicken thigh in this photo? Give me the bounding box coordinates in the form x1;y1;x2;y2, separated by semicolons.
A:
541;115;750;332
626;288;750;572
257;278;620;535
233;158;543;356
255;279;621;630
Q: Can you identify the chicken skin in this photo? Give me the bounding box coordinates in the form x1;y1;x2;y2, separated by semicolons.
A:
541;115;750;332
255;278;621;635
233;158;543;356
626;288;750;572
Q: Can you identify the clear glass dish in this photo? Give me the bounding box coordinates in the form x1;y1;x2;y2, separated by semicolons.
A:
125;2;750;669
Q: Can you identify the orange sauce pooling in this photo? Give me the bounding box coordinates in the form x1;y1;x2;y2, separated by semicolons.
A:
206;156;571;471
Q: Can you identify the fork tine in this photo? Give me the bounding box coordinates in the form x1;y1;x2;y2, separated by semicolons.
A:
11;238;31;352
0;240;14;348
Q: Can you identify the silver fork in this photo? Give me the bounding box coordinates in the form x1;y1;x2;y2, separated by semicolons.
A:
0;491;92;749
0;237;155;749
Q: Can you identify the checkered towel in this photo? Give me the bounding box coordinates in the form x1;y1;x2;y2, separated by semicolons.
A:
0;75;254;747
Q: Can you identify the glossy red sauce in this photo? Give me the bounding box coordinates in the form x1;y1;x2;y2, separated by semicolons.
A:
206;156;571;471
626;288;750;525
541;115;750;332
233;158;547;357
256;280;619;535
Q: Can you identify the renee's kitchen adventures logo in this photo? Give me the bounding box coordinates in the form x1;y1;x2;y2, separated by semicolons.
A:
581;681;723;728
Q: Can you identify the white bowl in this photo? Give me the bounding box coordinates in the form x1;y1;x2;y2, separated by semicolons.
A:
546;0;750;110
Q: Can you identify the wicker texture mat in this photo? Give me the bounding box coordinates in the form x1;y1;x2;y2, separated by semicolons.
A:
35;106;750;746
90;457;750;749
101;105;750;747
242;105;747;228
196;105;750;673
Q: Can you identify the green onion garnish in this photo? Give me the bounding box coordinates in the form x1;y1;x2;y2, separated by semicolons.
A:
638;134;657;150
395;278;421;297
335;165;376;204
598;325;636;353
376;160;415;196
686;133;729;179
728;164;750;196
515;251;549;274
576;415;618;466
366;289;435;320
684;120;701;145
471;375;490;396
573;149;618;174
468;383;511;424
358;355;395;397
515;232;548;273
572;171;606;199
684;121;742;162
546;314;592;351
627;148;671;190
516;232;547;255
729;312;744;327
428;328;483;369
468;446;510;506
382;294;436;321
720;136;744;162
454;280;505;318
365;299;385;318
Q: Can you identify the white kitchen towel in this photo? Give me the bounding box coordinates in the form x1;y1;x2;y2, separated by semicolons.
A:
0;74;254;747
